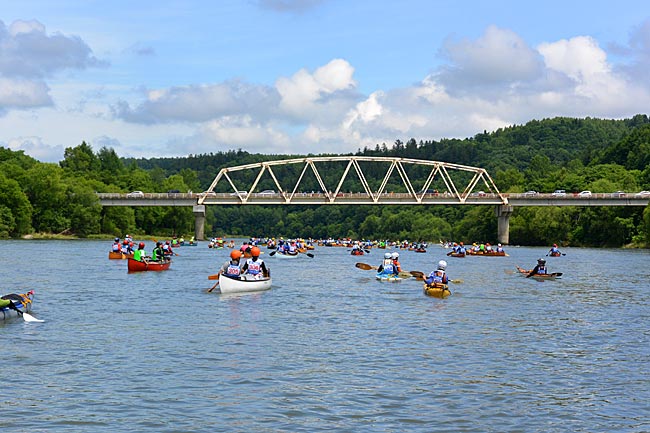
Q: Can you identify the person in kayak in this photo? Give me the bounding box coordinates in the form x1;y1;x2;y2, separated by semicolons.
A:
526;258;548;277
377;252;396;275
221;250;243;279
0;297;22;313
548;244;562;256
241;247;269;279
391;252;402;273
425;260;449;285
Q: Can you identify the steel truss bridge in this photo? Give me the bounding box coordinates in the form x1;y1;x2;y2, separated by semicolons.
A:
97;156;650;241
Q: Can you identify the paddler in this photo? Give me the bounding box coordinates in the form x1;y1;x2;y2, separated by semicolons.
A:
221;250;243;279
425;260;449;285
526;258;548;278
241;247;269;279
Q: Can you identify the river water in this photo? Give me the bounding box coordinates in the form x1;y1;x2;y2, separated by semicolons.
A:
1;240;648;432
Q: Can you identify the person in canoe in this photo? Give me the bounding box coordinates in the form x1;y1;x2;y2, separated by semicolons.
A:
221;250;243;279
495;243;505;253
548;244;562;256
526;258;548;278
151;242;166;262
241;247;269;279
425;260;449;285
111;237;121;252
377;252;398;276
133;242;148;261
162;241;174;257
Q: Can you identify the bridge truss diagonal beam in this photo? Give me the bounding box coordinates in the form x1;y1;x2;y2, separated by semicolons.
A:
198;156;507;205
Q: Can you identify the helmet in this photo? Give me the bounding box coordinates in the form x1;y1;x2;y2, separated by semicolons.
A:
115;237;119;242
391;252;399;259
384;252;392;259
437;260;447;270
553;243;558;247
538;258;546;264
251;246;261;257
230;250;242;260
459;242;464;246
166;241;170;244
138;242;145;248
498;243;502;247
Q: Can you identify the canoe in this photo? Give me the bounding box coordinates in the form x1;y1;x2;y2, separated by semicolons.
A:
467;250;508;256
423;283;451;298
351;250;364;256
448;252;465;258
218;274;272;294
127;258;171;272
1;291;34;321
109;251;133;260
376;272;403;282
274;251;299;259
549;252;562;257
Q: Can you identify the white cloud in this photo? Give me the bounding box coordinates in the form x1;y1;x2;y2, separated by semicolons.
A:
6;136;64;163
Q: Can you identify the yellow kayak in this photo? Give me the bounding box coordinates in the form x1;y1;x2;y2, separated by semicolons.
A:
423;283;451;298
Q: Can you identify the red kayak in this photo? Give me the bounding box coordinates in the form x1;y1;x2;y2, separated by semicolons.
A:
127;258;171;272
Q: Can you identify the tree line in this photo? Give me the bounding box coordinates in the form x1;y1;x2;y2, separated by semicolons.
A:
1;115;650;246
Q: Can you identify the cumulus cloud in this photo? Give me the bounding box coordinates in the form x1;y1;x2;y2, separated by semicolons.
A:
5;136;65;163
0;19;103;78
0;78;52;111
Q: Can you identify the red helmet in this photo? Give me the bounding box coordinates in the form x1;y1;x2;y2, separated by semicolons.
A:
230;250;242;260
166;241;170;244
138;242;145;248
251;246;260;257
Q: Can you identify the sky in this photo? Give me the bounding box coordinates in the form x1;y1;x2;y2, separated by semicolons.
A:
1;0;649;163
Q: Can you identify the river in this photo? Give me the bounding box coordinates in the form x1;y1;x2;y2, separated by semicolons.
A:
1;240;648;432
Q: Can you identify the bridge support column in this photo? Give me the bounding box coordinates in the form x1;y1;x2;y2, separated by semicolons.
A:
193;205;206;240
495;205;513;245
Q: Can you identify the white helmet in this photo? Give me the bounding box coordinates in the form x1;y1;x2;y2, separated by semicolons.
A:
437;260;447;270
391;252;399;259
384;252;392;259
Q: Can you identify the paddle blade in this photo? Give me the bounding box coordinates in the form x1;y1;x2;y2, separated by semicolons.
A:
305;253;314;258
450;279;464;284
22;312;44;323
208;274;220;280
355;262;373;270
409;270;425;278
397;271;412;278
269;251;276;256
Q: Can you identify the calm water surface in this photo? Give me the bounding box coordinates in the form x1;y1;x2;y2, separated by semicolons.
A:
1;240;649;432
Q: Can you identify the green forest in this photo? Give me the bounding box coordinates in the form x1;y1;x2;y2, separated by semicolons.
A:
2;115;650;247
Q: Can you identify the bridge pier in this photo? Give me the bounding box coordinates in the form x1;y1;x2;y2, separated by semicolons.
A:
193;205;206;240
495;205;513;245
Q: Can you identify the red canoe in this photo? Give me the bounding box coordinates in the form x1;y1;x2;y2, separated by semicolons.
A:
127;258;171;272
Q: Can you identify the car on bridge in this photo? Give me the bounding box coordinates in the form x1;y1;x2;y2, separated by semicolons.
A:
259;190;276;195
635;191;650;198
578;190;592;197
611;191;626;197
552;190;566;197
126;191;144;198
523;190;538;197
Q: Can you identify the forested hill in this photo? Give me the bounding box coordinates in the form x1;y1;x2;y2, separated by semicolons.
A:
1;115;650;246
125;115;650;187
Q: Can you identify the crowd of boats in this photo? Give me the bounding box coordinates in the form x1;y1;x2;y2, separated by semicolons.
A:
1;236;566;324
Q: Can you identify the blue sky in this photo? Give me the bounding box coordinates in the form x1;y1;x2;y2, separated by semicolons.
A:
1;0;649;162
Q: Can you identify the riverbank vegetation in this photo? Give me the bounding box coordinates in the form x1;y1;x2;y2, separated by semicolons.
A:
1;115;650;247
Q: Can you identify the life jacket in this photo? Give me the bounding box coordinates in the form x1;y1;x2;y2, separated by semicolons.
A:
112;242;120;252
427;270;446;284
246;258;263;275
536;265;547;274
225;263;241;277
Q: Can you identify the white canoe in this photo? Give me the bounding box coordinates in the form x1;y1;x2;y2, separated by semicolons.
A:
274;251;299;259
218;274;272;294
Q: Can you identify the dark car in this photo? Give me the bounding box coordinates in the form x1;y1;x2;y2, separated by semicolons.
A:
167;189;180;194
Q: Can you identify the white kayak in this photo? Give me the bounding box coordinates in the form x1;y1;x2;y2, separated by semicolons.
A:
218;274;272;294
376;272;403;282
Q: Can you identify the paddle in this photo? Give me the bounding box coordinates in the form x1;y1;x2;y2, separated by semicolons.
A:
355;262;411;279
527;272;563;278
269;251;276;256
207;278;219;292
410;270;463;283
546;253;566;256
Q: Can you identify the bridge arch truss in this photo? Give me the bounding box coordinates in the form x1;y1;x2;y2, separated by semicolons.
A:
200;156;507;205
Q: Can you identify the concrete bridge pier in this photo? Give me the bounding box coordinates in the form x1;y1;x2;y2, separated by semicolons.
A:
193;205;206;240
495;204;513;245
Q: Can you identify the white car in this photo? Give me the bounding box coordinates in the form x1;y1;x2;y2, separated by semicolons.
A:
552;190;566;197
523;190;538;197
634;191;650;198
126;191;144;198
229;191;248;196
259;190;276;195
578;190;592;197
